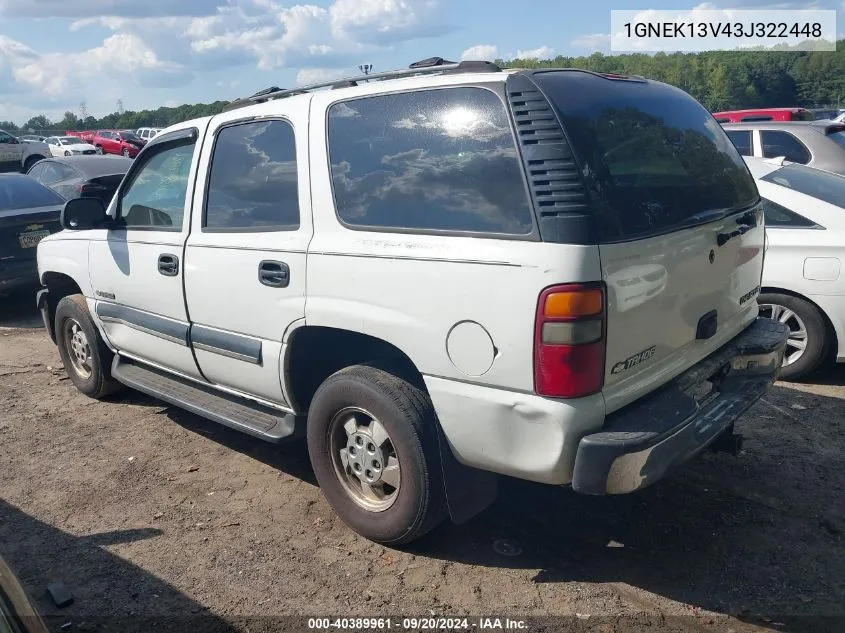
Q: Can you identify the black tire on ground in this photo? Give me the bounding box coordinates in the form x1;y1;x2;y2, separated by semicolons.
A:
23;155;43;172
758;292;830;381
95;146;103;154
122;148;130;157
307;364;447;545
54;294;122;399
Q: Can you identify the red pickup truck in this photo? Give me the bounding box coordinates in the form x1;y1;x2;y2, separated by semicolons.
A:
91;130;144;158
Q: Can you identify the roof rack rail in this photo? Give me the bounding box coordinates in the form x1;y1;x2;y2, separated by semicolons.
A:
245;58;502;104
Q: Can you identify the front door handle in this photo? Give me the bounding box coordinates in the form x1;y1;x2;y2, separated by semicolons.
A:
158;253;179;277
258;260;289;288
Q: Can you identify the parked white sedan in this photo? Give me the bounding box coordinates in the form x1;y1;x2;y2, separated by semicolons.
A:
746;156;845;379
44;136;98;157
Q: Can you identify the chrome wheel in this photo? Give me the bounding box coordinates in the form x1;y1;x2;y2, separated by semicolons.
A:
62;318;92;379
759;303;808;367
329;407;400;512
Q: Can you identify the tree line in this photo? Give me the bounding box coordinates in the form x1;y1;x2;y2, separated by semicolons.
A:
1;40;842;133
499;39;844;112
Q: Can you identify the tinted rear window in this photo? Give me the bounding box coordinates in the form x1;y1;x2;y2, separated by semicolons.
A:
0;176;65;211
761;164;845;208
533;71;758;242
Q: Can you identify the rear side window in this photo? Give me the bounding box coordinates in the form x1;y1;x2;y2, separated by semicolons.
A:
204;120;299;231
761;131;811;164
327;87;534;236
0;176;65;211
828;131;845;150
761;198;818;228
532;71;759;242
726;130;753;156
761;164;845;208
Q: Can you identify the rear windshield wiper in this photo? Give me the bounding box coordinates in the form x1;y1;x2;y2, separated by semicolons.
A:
676;207;732;229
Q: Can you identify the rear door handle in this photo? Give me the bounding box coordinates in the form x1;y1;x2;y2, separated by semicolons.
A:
158;253;179;277
258;260;289;288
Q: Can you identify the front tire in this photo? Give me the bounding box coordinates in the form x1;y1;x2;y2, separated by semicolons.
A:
307;365;447;545
122;148;130;157
54;295;121;399
758;292;830;380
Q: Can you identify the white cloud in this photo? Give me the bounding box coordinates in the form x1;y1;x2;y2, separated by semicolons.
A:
570;33;611;51
13;33;188;96
461;44;498;61
329;0;443;42
0;0;220;18
296;67;348;86
0;0;452;122
515;46;554;60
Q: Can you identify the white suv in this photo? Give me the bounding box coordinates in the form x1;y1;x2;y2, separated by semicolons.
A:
36;59;788;544
136;127;163;142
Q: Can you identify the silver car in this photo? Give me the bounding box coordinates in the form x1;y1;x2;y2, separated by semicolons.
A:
722;121;845;176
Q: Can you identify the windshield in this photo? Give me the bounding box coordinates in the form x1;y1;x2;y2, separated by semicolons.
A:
0;177;65;211
532;71;759;242
121;132;141;141
762;163;845;208
59;137;84;145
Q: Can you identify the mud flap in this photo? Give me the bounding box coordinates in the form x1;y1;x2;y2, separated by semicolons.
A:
436;421;498;524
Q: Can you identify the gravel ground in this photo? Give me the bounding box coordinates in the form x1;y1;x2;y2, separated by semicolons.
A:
1;288;843;633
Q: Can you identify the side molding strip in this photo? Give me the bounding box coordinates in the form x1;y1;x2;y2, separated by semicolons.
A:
95;302;189;346
191;324;263;365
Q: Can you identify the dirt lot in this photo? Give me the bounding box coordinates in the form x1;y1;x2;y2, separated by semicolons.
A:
1;288;843;633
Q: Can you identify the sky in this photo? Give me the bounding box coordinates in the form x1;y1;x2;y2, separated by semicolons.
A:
0;0;841;124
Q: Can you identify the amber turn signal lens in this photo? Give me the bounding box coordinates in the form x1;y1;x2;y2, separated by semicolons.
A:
544;289;603;318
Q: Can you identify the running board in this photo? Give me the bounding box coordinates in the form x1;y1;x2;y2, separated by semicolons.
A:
111;356;298;443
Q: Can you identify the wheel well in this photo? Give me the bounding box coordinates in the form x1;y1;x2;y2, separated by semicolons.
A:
41;273;83;342
23;154;44;170
761;286;839;357
286;326;424;414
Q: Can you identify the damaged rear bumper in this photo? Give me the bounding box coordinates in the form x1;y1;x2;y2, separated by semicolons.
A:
572;317;789;495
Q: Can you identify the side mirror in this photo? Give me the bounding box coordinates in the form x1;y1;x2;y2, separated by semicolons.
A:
61;197;109;231
10;137;18;144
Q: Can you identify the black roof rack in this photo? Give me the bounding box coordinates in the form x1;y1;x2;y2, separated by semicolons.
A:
243;58;502;105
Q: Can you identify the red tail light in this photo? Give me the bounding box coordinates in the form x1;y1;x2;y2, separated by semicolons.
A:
534;283;606;398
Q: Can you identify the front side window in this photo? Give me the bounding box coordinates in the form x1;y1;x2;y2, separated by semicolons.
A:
204;119;299;231
532;71;759;242
327;87;534;235
761;198;818;228
0;132;12;143
726;130;753;156
118;141;195;230
761;130;811;164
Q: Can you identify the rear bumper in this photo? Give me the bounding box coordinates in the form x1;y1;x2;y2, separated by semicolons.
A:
572;317;789;495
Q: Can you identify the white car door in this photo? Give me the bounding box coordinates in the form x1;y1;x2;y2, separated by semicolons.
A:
183;98;312;406
0;131;23;171
88;124;209;378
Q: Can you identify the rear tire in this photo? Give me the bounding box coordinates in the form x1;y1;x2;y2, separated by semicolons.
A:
307;364;447;545
95;146;103;154
54;295;121;399
23;155;43;172
758;292;830;381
